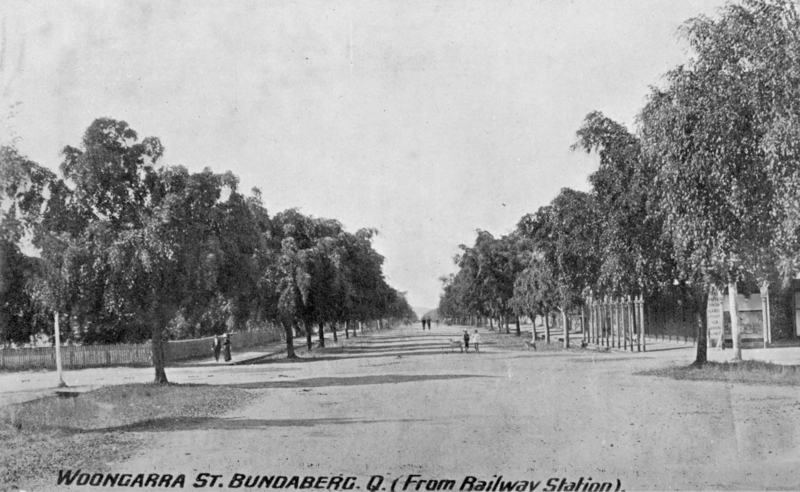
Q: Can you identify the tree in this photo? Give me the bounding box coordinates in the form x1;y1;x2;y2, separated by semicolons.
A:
1;145;57;345
511;253;559;344
26;119;259;383
518;189;602;348
573;112;677;297
639;0;800;361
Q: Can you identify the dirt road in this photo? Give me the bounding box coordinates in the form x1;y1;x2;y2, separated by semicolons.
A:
55;324;800;490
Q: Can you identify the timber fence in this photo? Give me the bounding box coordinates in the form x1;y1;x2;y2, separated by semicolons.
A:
0;329;283;371
584;291;700;352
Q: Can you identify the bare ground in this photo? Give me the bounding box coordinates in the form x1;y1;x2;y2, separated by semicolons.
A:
11;324;800;491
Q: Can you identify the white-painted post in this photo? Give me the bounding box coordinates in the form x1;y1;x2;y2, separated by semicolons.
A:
759;282;770;349
728;282;742;360
54;312;66;388
766;291;772;344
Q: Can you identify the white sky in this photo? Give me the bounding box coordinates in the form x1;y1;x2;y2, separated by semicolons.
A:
2;0;726;308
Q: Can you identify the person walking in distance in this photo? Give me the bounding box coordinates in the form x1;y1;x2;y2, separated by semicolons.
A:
212;335;222;362
222;334;232;362
463;330;470;353
472;330;481;353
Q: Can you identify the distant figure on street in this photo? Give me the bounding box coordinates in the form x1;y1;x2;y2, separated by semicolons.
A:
463;330;470;352
212;335;221;362
422;319;426;330
472;330;481;353
222;334;232;362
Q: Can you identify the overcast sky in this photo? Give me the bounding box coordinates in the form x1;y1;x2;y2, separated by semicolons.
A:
3;0;727;308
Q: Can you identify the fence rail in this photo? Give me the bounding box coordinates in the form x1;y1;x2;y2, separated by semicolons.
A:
0;329;283;371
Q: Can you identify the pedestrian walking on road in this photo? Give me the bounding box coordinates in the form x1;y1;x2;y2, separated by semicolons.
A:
222;334;232;362
472;330;481;353
463;330;470;352
212;335;222;362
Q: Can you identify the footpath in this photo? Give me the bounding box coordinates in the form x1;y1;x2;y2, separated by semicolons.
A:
0;332;342;408
530;322;800;365
591;334;800;365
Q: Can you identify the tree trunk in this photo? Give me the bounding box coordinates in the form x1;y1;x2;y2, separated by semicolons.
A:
151;318;169;384
489;318;493;329
515;316;521;336
728;282;742;361
285;322;298;359
505;316;510;334
345;321;350;339
332;322;338;343
306;322;313;351
691;289;708;367
545;313;551;344
318;322;325;348
581;306;586;345
562;308;569;349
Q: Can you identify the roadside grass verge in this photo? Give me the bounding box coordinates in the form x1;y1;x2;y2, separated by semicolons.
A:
640;360;800;386
0;383;254;491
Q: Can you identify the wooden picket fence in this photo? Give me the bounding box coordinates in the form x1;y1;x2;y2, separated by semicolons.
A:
0;329;283;371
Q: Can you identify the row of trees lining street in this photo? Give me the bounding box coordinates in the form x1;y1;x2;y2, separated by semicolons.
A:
0;118;415;382
439;0;800;365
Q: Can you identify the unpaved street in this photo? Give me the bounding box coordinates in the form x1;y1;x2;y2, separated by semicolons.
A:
54;325;800;490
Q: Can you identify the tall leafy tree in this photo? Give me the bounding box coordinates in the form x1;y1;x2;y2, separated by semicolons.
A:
510;253;559;344
0;145;56;345
639;0;800;361
573;112;677;297
29;119;257;382
518;189;601;347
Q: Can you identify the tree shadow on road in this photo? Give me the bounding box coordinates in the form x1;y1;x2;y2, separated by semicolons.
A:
325;343;463;353
226;373;491;389
356;334;454;341
640;345;695;352
78;416;431;433
239;348;487;364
